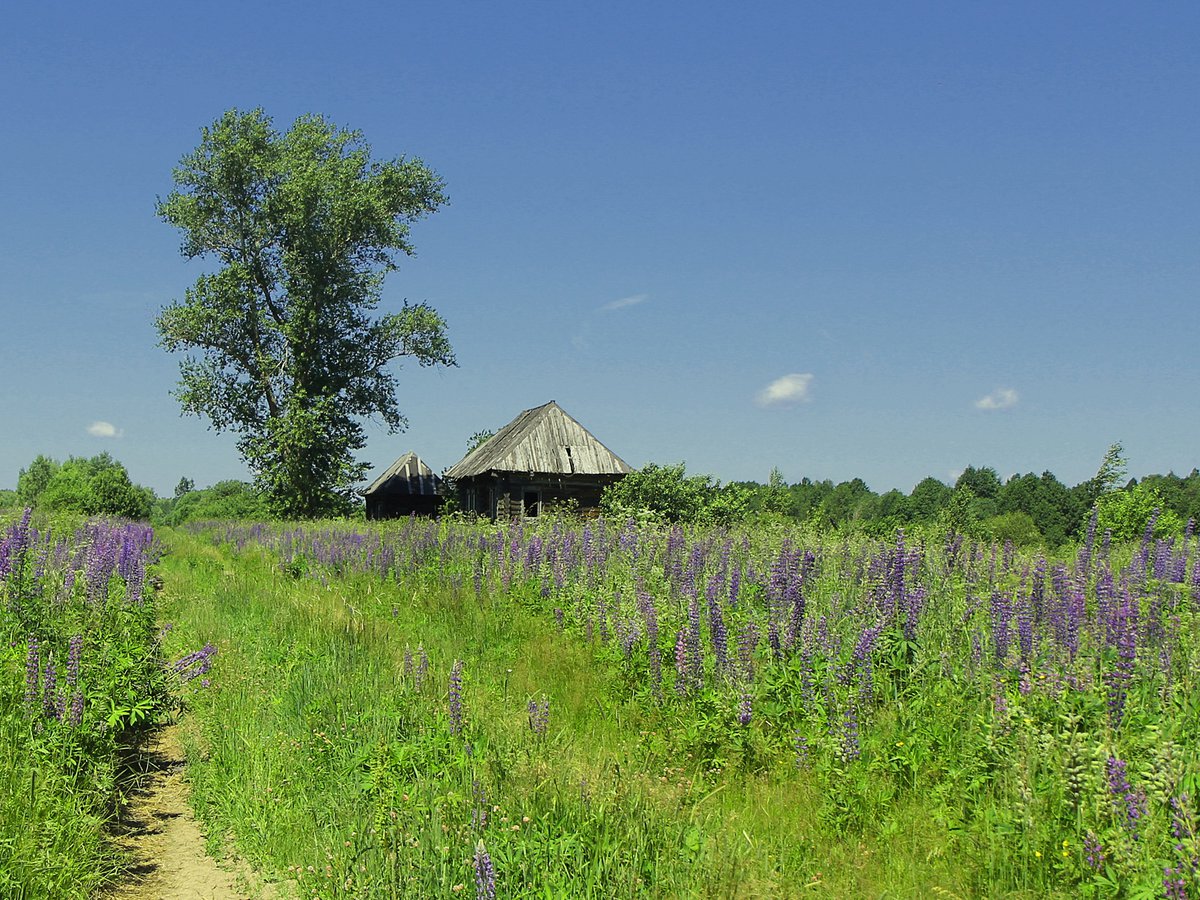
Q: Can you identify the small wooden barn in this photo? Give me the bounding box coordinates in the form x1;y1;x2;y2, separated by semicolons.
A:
445;401;631;519
363;452;445;519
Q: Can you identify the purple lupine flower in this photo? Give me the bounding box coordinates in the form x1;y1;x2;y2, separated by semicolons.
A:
553;607;564;631
473;839;497;900
767;617;781;660
1016;594;1034;665
1104;590;1137;728
686;595;704;692
416;646;430;690
471;779;489;829
737;689;753;726
839;704;861;762
173;643;218;683
992;678;1009;731
69;690;84;727
1064;586;1084;660
596;591;609;644
969;632;983;672
527;697;550;736
616;616;640;662
707;579;729;678
737;620;760;682
1163;865;1188;900
784;578;806;651
1107;756;1147;838
1084;831;1105;870
794;733;810;769
637;587;662;701
681;545;703;600
448;659;465;735
66;635;82;688
25;636;40;714
674;628;688;697
990;591;1012;668
403;645;414;679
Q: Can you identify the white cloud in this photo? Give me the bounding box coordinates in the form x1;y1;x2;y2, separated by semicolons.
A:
87;421;123;438
600;293;648;312
974;388;1019;411
757;373;814;407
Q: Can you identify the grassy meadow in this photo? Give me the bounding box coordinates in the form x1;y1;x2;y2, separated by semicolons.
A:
146;515;1198;898
2;508;1198;897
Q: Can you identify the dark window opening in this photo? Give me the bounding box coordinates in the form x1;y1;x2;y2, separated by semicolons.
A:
565;446;575;473
523;490;540;517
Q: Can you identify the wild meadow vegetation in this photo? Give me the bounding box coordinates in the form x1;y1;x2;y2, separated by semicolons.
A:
138;512;1199;898
0;508;213;898
4;446;1200;897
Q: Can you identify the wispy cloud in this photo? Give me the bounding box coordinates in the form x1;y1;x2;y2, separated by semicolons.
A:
975;388;1019;411
87;421;123;438
600;293;648;312
757;373;814;407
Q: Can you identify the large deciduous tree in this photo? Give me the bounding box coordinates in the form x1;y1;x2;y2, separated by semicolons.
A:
156;108;454;518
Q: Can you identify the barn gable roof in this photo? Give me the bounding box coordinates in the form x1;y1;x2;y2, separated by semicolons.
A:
445;401;631;479
363;452;442;496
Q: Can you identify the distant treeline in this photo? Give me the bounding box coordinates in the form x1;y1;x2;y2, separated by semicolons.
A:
6;447;1197;548
602;454;1200;548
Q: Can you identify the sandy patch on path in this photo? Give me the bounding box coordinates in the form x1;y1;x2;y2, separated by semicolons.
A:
106;723;274;900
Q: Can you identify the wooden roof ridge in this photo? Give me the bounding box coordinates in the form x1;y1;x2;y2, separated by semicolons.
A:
445;401;631;479
363;451;441;496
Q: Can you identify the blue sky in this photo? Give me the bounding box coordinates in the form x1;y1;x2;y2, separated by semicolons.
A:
2;1;1198;496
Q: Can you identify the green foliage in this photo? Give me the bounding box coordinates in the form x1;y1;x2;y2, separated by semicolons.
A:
465;429;495;455
600;462;751;525
158;480;269;525
819;478;874;527
0;489;16;508
1094;482;1185;542
1089;441;1129;502
16;454;60;507
941;485;979;535
980;510;1044;547
17;453;153;520
955;465;1002;500
1139;469;1200;526
760;466;791;516
997;471;1083;548
156;108;454;518
907;476;951;522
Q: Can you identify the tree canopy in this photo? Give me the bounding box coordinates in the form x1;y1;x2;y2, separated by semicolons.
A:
157;108;454;518
16;453;153;520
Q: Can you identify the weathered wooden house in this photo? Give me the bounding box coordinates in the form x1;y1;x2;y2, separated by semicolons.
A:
363;452;445;519
445;401;631;518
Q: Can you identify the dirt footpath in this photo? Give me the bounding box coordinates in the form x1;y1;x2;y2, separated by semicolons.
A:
107;724;264;900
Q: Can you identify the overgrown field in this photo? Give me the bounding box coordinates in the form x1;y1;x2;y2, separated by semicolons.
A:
0;510;209;898
157;516;1199;898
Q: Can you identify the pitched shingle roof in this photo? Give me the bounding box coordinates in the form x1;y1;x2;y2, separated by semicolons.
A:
363;452;442;496
446;401;631;479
